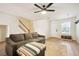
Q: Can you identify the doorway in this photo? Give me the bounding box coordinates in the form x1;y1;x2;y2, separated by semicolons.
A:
0;25;7;42
61;22;72;39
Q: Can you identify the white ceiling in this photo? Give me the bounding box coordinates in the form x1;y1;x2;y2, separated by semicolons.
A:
0;3;79;20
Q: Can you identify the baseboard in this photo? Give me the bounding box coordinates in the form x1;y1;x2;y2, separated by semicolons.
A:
47;36;61;39
71;40;79;44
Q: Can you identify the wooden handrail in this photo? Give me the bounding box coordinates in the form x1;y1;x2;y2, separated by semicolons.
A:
18;20;30;33
19;25;27;32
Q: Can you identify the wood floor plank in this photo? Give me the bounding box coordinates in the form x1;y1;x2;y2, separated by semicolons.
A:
45;38;79;56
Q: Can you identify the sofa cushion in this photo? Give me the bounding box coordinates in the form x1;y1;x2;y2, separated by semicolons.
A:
24;33;33;40
10;34;25;42
31;32;39;38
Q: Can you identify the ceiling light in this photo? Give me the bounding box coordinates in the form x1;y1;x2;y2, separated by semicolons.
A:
40;10;47;14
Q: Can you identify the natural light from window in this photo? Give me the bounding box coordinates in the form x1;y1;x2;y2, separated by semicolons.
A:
61;22;71;35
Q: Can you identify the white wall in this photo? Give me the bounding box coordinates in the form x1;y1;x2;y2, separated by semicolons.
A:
76;16;79;43
33;19;60;38
76;23;79;43
0;12;24;37
50;20;60;38
33;19;49;37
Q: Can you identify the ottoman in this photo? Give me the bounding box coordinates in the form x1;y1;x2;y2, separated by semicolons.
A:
17;42;46;56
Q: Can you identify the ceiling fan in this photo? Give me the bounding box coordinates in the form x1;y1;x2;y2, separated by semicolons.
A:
34;3;55;14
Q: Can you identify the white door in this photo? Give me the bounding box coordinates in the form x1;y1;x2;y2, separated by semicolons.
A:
0;25;7;42
50;21;59;38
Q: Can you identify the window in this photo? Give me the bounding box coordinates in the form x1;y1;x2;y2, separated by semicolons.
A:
61;22;71;35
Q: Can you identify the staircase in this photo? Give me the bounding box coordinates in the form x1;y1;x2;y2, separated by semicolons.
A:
18;19;30;33
17;16;33;33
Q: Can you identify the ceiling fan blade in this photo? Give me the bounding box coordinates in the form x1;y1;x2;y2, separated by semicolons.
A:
34;10;42;13
46;3;53;8
46;10;55;11
34;4;43;9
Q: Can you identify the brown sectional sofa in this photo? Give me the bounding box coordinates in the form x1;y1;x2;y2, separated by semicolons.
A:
6;32;46;56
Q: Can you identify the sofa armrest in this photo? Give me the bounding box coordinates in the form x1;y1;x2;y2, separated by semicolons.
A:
38;34;45;38
6;38;17;46
6;38;30;56
6;38;17;56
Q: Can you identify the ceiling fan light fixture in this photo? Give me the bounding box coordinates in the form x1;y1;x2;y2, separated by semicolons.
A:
34;3;55;14
40;10;47;14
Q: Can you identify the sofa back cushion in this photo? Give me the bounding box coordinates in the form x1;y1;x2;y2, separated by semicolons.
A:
31;32;39;38
24;33;33;40
10;34;25;42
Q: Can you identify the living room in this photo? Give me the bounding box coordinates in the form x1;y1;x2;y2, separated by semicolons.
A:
0;3;79;56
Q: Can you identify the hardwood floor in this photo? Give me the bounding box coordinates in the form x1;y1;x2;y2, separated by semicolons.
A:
0;41;6;56
0;39;79;56
45;38;79;56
